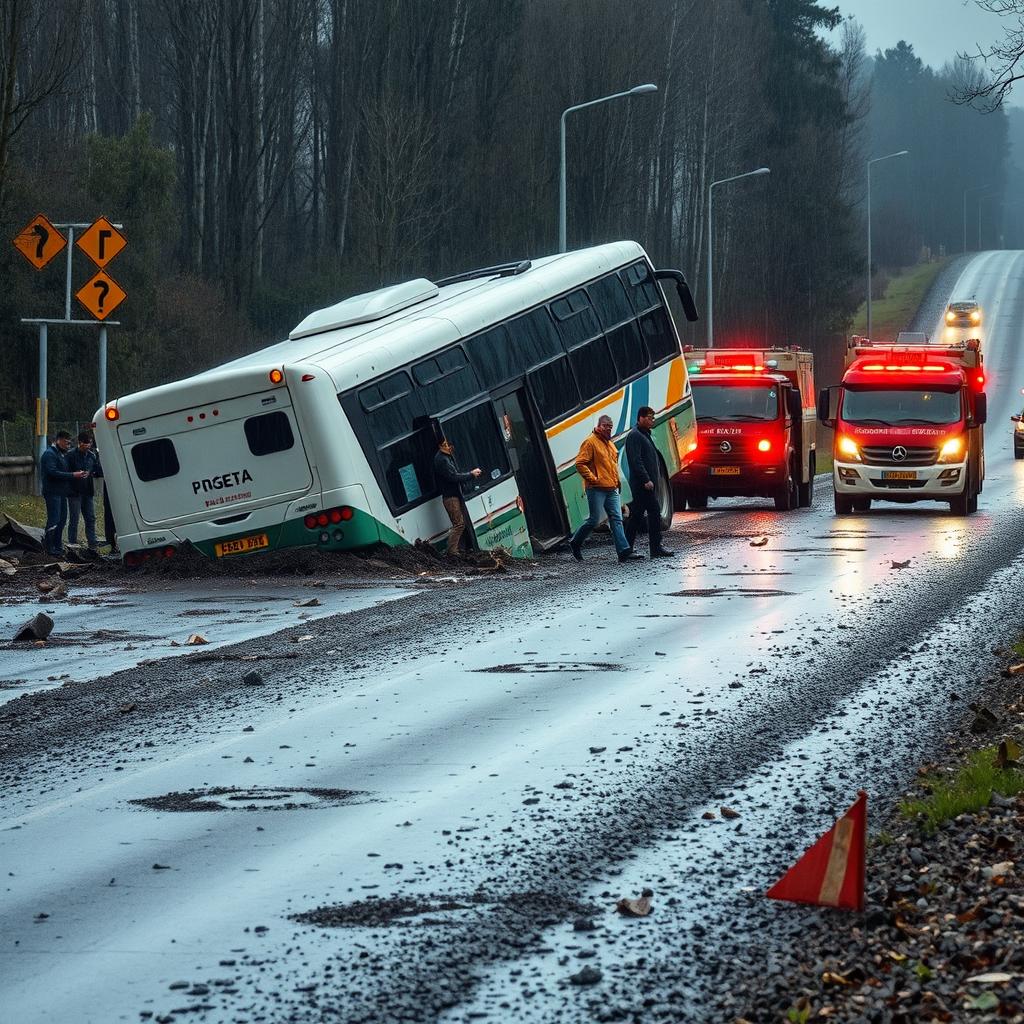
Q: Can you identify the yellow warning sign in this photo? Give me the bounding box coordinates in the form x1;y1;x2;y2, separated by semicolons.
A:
76;269;126;321
76;216;126;268
13;214;67;270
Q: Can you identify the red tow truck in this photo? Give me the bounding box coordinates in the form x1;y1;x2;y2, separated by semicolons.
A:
677;347;817;510
818;335;987;516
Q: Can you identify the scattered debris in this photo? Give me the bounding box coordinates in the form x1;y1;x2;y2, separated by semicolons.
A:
568;966;602;986
749;537;769;547
119;702;137;714
720;806;740;819
185;634;209;646
970;703;998;733
293;597;321;607
13;612;54;642
1002;663;1024;678
890;559;911;569
242;671;264;687
615;892;653;917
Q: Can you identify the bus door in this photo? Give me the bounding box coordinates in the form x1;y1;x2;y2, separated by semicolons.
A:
492;388;566;550
436;399;532;556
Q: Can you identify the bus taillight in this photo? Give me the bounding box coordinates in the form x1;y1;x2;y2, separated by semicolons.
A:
339;506;353;521
304;514;317;529
329;509;342;524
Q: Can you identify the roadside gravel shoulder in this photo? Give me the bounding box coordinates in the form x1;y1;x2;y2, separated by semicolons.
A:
908;254;975;335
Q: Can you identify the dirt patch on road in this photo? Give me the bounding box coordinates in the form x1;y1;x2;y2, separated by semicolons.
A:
474;661;623;674
129;786;368;812
670;587;794;598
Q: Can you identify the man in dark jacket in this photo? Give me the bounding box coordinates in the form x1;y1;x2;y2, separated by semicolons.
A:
433;438;481;555
40;430;88;557
66;431;101;551
624;406;674;558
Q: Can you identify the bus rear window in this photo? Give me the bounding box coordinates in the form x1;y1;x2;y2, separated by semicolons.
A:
131;438;180;482
244;410;295;456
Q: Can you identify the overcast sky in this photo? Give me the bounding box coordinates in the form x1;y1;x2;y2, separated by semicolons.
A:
831;0;1005;70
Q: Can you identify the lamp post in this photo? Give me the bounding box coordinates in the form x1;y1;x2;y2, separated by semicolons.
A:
866;149;909;339
706;167;770;348
963;183;991;253
558;84;657;253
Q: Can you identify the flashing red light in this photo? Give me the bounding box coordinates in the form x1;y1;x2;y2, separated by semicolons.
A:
269;368;284;384
104;407;119;421
976;373;985;387
340;506;354;521
757;439;772;452
163;546;176;558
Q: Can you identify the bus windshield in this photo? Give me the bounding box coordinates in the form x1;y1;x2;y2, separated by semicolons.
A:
694;383;780;422
842;386;961;426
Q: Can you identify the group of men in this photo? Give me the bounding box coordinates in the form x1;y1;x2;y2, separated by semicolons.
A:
40;430;113;558
434;404;673;562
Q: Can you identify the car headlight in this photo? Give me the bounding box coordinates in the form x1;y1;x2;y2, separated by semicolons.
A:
938;436;965;462
946;311;956;323
837;435;861;462
971;310;981;323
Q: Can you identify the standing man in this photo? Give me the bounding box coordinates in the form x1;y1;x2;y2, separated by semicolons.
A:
433;437;482;556
569;414;642;562
624;406;674;558
40;430;87;557
66;431;101;552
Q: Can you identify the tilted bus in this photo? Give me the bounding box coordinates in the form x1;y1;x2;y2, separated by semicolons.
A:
92;241;699;564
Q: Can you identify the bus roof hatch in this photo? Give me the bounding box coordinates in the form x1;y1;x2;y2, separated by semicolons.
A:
289;278;440;340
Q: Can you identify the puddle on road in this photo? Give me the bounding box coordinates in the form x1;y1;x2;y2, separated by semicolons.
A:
669;588;793;598
474;661;623;674
292;891;603;929
129;786;369;812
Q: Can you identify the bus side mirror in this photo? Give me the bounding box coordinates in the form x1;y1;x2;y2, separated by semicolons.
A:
973;393;987;427
817;387;837;428
654;269;699;323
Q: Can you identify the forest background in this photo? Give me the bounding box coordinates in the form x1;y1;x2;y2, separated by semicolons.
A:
0;0;1017;446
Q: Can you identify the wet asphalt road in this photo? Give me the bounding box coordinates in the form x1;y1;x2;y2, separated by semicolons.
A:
4;251;1024;1023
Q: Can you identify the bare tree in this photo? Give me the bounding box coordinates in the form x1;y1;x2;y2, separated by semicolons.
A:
955;0;1024;109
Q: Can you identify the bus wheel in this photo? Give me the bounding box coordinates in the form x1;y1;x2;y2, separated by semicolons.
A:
834;492;854;515
797;454;815;508
688;491;708;510
657;462;674;531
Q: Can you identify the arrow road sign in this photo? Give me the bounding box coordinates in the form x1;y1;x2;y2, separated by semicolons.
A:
13;214;67;270
77;216;126;268
76;269;126;321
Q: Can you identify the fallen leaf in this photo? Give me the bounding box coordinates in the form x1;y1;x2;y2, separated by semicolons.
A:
185;634;208;646
822;971;854;987
616;896;652;917
701;811;716;820
967;972;1016;984
1004;663;1024;677
965;992;999;1011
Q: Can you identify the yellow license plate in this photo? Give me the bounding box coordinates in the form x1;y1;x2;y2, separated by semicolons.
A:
215;533;269;557
711;466;741;476
882;471;916;481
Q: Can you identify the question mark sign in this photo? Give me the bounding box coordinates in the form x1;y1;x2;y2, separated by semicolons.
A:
94;278;110;312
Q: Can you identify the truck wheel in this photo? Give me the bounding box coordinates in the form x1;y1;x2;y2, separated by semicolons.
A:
797;454;815;508
834;492;854;515
688;491;708;510
672;481;689;512
1015;448;1024;461
774;464;797;511
657;462;674;531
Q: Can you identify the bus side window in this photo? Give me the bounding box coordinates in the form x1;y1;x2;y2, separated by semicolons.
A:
528;356;580;424
619;261;661;314
550;291;601;348
605;320;648;380
639;308;679;364
378;430;434;509
441;404;510;487
569;337;617;403
588;273;634;329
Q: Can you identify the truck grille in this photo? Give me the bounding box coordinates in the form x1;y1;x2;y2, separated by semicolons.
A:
861;445;938;467
702;437;754;464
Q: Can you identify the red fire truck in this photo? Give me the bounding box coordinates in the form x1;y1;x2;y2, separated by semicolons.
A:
818;336;987;516
677;347;817;510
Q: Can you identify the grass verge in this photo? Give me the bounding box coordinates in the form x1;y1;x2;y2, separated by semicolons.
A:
900;745;1024;832
1;493;46;528
850;258;949;342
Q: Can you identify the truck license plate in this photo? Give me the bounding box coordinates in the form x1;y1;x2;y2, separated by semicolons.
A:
882;471;916;481
215;533;269;557
711;466;741;476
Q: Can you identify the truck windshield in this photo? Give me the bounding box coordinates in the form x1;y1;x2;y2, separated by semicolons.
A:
694;384;780;422
842;387;961;426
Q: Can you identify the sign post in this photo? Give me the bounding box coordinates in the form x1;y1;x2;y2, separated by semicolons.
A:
13;216;126;491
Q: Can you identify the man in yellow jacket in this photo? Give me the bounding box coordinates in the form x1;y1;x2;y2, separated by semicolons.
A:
570;414;643;562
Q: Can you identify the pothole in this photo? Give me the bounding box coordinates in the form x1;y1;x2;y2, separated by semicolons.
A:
669;588;793;598
292;890;604;929
175;608;231;617
474;661;623;674
129;786;368;812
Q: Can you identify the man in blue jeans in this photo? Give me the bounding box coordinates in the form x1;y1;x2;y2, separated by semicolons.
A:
39;430;88;557
66;431;102;551
569;414;643;563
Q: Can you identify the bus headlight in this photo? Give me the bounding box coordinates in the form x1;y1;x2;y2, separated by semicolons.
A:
837;435;861;462
938;436;965;463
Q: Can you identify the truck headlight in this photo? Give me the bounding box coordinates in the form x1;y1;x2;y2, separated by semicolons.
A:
938;436;965;462
837;435;861;462
945;311;956;323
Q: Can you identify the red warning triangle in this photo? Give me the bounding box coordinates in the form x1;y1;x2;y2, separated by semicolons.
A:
766;791;867;911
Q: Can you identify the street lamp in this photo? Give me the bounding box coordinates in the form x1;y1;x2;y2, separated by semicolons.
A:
558;83;658;253
706;167;770;348
866;149;909;339
963;183;991;253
